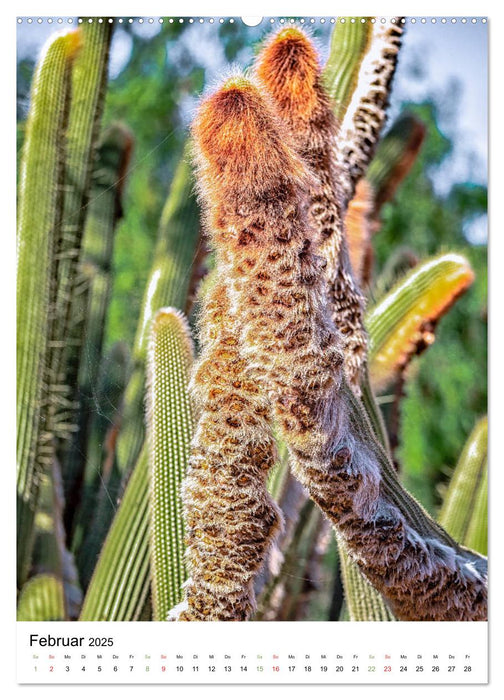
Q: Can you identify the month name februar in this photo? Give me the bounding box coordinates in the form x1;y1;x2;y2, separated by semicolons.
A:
29;634;84;647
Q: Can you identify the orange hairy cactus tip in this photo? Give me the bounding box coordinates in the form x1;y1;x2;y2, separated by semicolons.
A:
192;75;305;189
255;27;320;118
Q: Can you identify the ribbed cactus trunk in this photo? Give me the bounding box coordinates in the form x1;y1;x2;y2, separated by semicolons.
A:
80;310;194;620
438;416;488;555
79;446;150;620
17;31;79;587
52;21;112;380
338;537;394;620
17;21;112;589
146;309;194;620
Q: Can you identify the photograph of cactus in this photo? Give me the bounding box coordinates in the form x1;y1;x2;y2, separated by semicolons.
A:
16;16;487;623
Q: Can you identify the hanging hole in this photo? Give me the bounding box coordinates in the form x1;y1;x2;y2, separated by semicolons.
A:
241;16;262;26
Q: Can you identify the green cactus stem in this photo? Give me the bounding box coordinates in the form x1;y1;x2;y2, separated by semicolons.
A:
266;437;291;502
146;308;194;620
51;20;112;392
464;467;487;556
17;22;112;589
17;574;66;621
438;416;488;555
79;445;150;620
338;537;394;620
80;310;195;620
366;253;475;393
323;18;371;122
16;30;80;588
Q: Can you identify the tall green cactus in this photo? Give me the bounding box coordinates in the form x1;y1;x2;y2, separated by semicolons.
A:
17;21;112;589
16;30;80;587
80;309;194;620
464;468;487;556
146;308;194;620
52;20;112;376
115;149;200;479
438;416;488;555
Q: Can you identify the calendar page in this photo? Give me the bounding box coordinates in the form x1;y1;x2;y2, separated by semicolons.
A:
15;9;489;688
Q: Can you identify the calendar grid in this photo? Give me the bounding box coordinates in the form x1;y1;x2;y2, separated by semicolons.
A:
17;621;488;684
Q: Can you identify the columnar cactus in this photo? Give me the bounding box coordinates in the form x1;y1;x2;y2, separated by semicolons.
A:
17;31;80;586
16;22;112;589
255;28;367;393
177;273;283;620
184;74;487;622
146;308;194;620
